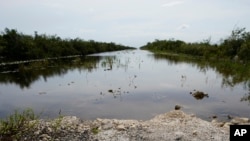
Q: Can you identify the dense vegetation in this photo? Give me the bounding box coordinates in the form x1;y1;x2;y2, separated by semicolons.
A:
140;28;250;62
0;28;134;62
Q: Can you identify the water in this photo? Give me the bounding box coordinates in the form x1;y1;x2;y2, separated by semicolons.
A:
0;49;249;121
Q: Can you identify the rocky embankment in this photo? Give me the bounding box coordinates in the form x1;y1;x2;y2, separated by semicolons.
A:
13;110;250;141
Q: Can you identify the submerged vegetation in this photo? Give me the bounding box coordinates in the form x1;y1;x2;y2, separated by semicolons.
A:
140;27;250;62
0;28;134;62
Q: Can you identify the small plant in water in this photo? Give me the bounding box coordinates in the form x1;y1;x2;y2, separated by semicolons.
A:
0;108;38;140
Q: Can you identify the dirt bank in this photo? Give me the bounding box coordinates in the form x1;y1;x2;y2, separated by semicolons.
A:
7;110;250;141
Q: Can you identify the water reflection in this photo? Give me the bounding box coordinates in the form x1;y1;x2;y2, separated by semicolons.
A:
0;56;123;89
0;50;250;120
146;53;250;121
151;53;250;89
240;81;250;105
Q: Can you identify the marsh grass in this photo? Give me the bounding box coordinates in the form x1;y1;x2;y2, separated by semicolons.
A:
0;108;38;140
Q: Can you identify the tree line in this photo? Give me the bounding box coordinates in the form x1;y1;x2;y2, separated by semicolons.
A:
0;28;134;62
140;27;250;61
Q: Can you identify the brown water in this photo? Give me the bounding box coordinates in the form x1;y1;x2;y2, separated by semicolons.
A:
0;49;249;121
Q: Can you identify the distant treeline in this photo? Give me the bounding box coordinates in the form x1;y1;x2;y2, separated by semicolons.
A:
140;28;250;61
0;28;134;61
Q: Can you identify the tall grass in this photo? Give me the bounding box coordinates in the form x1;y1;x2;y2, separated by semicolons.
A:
0;108;38;140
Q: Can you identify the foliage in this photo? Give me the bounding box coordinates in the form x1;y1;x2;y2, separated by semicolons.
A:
0;28;135;62
237;39;250;60
0;108;38;140
140;27;250;62
141;39;218;59
219;27;250;59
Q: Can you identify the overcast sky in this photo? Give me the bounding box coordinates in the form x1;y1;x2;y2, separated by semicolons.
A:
1;0;250;47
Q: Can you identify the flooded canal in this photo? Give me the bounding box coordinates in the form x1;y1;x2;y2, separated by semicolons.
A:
0;49;249;121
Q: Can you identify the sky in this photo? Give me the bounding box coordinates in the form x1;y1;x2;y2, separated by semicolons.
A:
1;0;250;47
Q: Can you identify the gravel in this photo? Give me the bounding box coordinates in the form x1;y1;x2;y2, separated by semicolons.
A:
5;110;250;141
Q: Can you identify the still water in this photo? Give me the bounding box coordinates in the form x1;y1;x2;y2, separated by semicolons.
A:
0;50;249;121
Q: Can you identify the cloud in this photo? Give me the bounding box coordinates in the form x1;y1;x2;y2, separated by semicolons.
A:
177;24;190;30
162;1;184;7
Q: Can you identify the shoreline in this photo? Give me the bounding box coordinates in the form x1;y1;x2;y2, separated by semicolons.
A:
2;110;249;141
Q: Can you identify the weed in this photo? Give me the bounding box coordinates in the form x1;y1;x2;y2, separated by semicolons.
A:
51;115;63;132
0;108;38;140
91;127;99;135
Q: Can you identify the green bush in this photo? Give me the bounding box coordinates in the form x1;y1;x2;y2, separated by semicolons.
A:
0;28;135;62
140;27;250;62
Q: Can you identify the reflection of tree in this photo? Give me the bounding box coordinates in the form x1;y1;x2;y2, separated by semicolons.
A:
151;53;250;104
0;56;102;89
0;55;130;89
211;61;250;89
101;56;116;71
240;81;250;105
241;94;250;105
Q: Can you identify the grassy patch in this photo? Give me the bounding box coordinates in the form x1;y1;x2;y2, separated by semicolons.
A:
0;108;38;140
